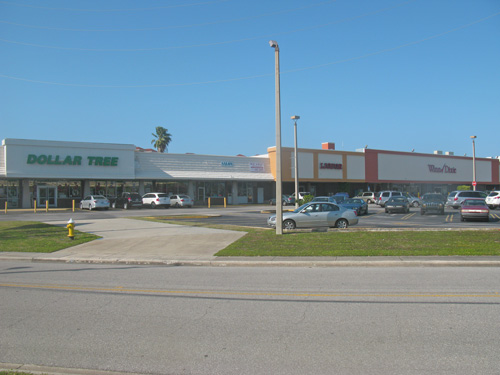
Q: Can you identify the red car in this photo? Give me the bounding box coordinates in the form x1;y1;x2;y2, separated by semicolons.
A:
460;199;490;222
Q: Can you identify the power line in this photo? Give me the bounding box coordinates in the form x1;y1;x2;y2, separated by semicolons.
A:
0;1;415;51
1;10;498;89
0;0;338;32
0;0;232;12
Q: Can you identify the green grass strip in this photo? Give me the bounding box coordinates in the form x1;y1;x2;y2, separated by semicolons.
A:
135;217;500;257
216;229;500;257
0;221;100;253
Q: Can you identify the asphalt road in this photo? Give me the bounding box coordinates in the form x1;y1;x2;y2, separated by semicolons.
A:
1;262;500;375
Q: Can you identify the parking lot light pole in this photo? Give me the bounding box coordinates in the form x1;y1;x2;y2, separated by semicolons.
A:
291;115;300;209
471;135;477;191
270;40;283;235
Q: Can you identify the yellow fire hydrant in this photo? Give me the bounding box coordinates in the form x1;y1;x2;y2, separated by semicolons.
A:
67;218;75;240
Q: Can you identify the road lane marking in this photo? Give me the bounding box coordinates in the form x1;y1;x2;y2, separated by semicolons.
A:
1;283;499;299
402;213;416;220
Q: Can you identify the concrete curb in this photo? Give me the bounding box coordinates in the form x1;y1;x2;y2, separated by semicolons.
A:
1;254;500;267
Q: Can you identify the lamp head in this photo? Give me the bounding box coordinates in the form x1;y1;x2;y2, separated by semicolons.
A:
291;115;300;120
470;135;477;139
269;40;278;49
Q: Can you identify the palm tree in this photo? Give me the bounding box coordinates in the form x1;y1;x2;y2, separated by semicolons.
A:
151;126;172;153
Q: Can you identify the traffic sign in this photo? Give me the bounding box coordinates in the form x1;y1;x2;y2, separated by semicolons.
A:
472;181;477;186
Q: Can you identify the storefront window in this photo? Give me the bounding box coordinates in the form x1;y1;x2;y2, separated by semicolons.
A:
0;180;19;208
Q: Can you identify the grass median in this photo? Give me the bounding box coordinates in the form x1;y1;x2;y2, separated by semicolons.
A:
0;221;100;253
136;217;500;257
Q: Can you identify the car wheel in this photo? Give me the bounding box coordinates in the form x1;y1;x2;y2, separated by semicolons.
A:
123;202;128;209
335;219;349;229
385;208;388;213
282;200;287;206
89;205;93;211
151;202;156;209
413;201;419;207
80;203;84;210
283;219;296;230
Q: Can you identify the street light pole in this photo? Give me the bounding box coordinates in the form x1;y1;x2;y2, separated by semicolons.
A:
291;115;300;209
471;135;477;191
270;40;283;235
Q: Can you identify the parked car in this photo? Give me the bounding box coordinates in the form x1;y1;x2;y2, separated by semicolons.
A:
355;192;376;204
376;191;403;207
110;192;142;209
80;195;110;210
384;196;410;213
170;194;194;208
340;198;368;215
404;193;421;207
420;193;446;215
287;192;313;205
460;199;490;222
447;190;487;209
142;192;171;208
267;202;358;229
269;195;290;206
311;196;339;204
486;190;500;209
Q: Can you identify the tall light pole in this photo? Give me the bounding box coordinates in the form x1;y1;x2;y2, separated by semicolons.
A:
291;115;300;209
270;40;283;235
471;135;477;191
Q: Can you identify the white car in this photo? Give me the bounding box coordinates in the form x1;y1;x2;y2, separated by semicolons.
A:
80;195;110;210
486;190;500;209
142;192;170;208
170;194;194;208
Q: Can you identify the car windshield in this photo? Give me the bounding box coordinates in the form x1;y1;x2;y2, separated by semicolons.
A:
391;197;406;202
488;192;499;197
344;198;362;204
463;200;486;207
293;203;310;213
424;194;444;202
448;192;457;197
157;194;168;197
94;195;106;199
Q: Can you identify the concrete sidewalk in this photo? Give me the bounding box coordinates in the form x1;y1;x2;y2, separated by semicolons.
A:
1;218;499;267
0;218;245;265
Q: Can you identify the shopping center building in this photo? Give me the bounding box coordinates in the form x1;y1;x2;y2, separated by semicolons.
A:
1;138;499;208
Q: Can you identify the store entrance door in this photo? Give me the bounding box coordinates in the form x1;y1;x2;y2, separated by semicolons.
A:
37;186;57;208
197;187;205;203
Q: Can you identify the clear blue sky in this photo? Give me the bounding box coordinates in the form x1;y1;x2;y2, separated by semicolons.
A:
1;0;499;158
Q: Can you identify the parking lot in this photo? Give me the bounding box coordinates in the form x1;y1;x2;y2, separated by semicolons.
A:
2;203;499;230
168;204;500;229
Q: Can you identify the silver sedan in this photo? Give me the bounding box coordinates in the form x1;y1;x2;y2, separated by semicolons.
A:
267;202;359;229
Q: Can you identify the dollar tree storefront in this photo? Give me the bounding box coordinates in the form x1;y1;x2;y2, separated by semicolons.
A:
0;138;275;208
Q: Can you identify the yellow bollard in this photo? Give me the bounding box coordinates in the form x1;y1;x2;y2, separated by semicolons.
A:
46;200;49;212
34;199;37;213
72;200;75;212
4;201;6;214
224;197;227;208
208;197;211;208
66;218;75;240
